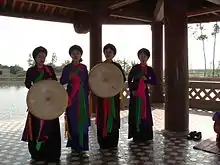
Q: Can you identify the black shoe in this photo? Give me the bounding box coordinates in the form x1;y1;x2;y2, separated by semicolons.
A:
45;158;60;165
133;137;140;142
193;132;202;141
187;131;202;141
30;159;45;164
187;131;197;140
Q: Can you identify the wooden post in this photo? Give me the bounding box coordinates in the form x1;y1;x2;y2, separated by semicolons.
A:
89;1;103;69
164;0;189;133
151;21;164;103
90;20;102;69
89;2;103;115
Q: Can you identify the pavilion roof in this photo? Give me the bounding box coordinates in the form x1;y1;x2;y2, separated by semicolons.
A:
0;0;220;25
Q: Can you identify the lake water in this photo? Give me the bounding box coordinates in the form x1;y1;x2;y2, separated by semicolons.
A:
0;83;29;120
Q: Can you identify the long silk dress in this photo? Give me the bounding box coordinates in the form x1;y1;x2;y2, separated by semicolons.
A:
21;65;61;162
128;64;156;142
95;62;126;149
60;63;90;151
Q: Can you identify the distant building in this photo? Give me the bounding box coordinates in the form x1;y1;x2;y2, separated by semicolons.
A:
0;68;10;77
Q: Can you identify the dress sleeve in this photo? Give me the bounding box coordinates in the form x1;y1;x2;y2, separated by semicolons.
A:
60;66;69;85
24;68;32;89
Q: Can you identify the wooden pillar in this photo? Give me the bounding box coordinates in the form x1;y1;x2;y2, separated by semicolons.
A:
89;2;103;115
151;22;164;103
90;20;102;69
164;0;189;133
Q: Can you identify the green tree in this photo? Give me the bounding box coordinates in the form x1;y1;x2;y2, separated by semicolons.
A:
61;60;71;67
27;53;35;67
51;53;57;66
217;61;220;77
191;23;208;76
211;22;220;77
10;65;24;74
131;60;138;66
0;64;10;69
48;53;58;67
115;58;132;75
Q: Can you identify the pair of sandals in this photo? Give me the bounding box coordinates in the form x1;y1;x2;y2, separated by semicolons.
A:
187;131;202;141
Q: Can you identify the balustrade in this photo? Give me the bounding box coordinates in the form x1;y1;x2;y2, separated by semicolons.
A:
120;81;220;111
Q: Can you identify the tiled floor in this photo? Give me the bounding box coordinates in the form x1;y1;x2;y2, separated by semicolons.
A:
0;105;219;165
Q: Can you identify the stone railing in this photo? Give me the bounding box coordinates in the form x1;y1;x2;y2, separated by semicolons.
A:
121;80;220;111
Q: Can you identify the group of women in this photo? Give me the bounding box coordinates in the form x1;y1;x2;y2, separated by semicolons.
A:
21;43;157;163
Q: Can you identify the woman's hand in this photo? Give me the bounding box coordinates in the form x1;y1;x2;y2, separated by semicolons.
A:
142;76;147;80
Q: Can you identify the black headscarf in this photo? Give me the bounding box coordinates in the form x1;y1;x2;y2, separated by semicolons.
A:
32;46;47;60
103;43;117;55
69;45;83;62
137;48;150;58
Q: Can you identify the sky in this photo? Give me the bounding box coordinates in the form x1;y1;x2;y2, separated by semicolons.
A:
0;16;220;70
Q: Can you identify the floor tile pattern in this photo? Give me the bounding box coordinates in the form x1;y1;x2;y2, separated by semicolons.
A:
0;108;220;165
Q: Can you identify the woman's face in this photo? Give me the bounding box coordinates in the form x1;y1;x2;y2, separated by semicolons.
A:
138;53;149;63
35;52;46;66
70;50;82;62
104;48;115;60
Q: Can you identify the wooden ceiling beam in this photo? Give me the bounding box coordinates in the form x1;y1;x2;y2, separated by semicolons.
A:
19;2;24;12
1;0;8;7
108;0;141;10
36;4;41;12
154;0;164;21
27;3;32;11
0;9;73;23
51;7;56;15
16;0;91;13
104;16;148;24
110;9;152;23
12;0;17;11
62;8;69;16
188;7;220;17
205;0;220;5
188;14;220;23
0;8;148;25
110;14;152;23
44;5;48;13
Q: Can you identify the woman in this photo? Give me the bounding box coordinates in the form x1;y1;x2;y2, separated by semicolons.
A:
95;43;126;149
21;46;61;163
60;45;90;152
128;48;156;142
213;112;220;147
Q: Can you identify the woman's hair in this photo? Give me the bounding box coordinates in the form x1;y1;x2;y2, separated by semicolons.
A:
103;43;117;55
32;46;47;60
69;45;83;62
69;45;83;55
137;48;150;58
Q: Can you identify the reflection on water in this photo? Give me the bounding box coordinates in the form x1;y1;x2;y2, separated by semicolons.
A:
0;83;28;120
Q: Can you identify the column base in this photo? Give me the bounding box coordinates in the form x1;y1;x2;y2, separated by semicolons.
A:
161;129;189;138
152;103;164;109
151;94;164;103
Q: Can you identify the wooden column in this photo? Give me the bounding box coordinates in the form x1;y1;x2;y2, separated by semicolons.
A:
151;21;164;103
89;2;103;115
164;0;189;133
90;20;102;69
